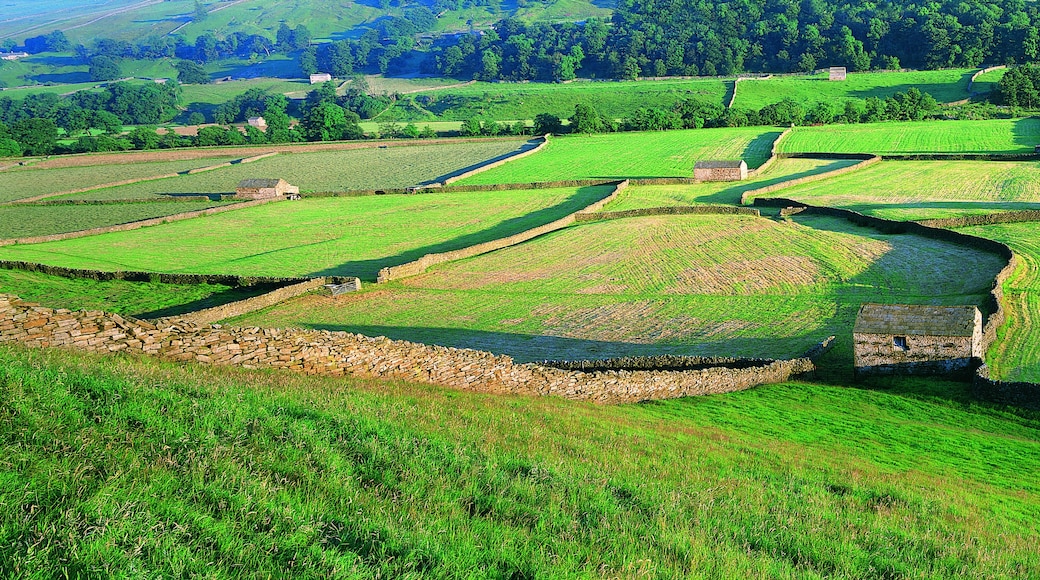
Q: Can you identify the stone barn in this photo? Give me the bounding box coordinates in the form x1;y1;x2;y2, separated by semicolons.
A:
853;303;983;378
829;66;847;81
235;178;300;200
310;73;332;84
247;116;267;129
694;160;748;182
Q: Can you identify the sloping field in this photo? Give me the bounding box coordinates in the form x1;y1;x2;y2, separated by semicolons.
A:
4;345;1037;577
0;157;237;203
962;222;1040;382
603;157;860;209
396;77;731;121
971;67;1008;96
456;128;780;185
732;68;974;110
778;118;1040;155
750;159;1040;221
55;140;528;200
0;200;239;239
235;213;1003;364
0;185;614;280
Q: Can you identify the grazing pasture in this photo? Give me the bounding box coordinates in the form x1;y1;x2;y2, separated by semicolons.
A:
54;140;528;200
971;67;1008;96
0;157;238;203
456;128;780;185
750;160;1040;221
732;68;975;110
236;213;1002;364
0;186;614;279
6;345;1036;578
961;222;1040;382
778;118;1040;155
0;201;238;239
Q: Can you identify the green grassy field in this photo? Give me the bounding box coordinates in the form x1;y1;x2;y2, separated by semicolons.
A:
2;343;1036;577
456;127;780;185
778;118;1040;155
732;68;975;110
971;67;1008;97
0;157;238;203
961;222;1040;382
55;140;528;200
0;185;614;280
179;77;314;106
387;77;732;122
603;157;860;209
0;268;271;320
235;213;1003;366
748;159;1040;221
0;200;239;239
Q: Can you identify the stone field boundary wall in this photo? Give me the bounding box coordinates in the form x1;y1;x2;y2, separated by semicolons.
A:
377;180;629;282
0;259;325;286
746;128;792;177
0;198;282;247
740;153;881;205
575;205;760;222
156;277;335;326
967;65;1006;95
917;210;1040;229
437;135;551;186
0;293;814;404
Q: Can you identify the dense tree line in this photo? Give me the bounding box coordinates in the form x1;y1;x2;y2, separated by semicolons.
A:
432;0;1040;80
996;64;1040;107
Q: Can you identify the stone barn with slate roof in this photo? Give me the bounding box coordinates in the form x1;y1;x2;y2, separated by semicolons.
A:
235;178;299;200
694;160;748;181
853;303;983;378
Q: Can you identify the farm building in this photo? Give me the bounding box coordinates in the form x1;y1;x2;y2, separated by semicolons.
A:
694;160;748;182
310;73;332;84
235;178;300;200
853;303;983;378
247;117;267;129
829;66;847;81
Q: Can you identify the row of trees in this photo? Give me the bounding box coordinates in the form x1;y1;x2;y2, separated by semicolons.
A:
996;64;1040;108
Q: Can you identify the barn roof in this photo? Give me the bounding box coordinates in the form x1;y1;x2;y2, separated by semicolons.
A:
853;303;980;337
694;160;747;169
237;178;286;188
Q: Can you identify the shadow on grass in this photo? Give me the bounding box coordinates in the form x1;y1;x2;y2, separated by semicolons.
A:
838;200;1040;218
847;74;973;103
305;184;615;280
131;283;283;320
697;158;860;204
420;138;544;185
1013;117;1040;149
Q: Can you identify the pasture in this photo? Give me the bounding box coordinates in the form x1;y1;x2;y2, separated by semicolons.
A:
235;213;1003;365
777;118;1040;155
455;127;780;185
971;66;1008;96
0;185;615;279
731;68;975;110
6;344;1036;577
0;200;238;239
748;159;1040;221
53;140;528;200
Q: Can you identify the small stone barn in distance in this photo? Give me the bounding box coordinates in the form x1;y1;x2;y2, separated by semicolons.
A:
235;178;300;200
853;303;983;378
694;160;748;182
829;66;847;81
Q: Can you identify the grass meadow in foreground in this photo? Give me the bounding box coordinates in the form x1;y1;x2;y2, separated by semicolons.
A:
0;269;269;320
778;118;1040;155
0;200;238;239
456;127;781;185
0;157;238;203
747;159;1040;221
0;344;1037;577
962;222;1040;382
0;186;615;280
55;140;527;200
732;68;974;110
235;213;1003;366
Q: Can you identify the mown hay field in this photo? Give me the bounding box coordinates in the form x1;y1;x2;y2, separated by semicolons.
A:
456;128;781;185
0;157;238;203
235;213;1003;366
962;222;1040;382
0;185;614;280
603;157;860;209
4;344;1037;578
54;140;528;201
778;118;1040;155
732;68;975;110
0;201;240;239
748;159;1040;221
393;77;731;121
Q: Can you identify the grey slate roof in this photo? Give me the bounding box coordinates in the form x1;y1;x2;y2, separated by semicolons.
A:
237;178;285;188
853;303;980;337
694;160;747;169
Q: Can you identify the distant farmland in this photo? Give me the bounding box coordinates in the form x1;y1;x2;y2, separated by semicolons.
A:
778;118;1040;155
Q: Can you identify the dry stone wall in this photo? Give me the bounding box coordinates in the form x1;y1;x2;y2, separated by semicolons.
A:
740;154;880;205
157;278;333;326
575;205;759;222
0;294;814;404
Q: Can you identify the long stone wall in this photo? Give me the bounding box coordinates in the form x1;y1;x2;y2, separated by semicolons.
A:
575;205;759;222
0;293;814;404
740;154;881;205
917;210;1040;229
439;135;551;186
377;180;629;282
156;277;332;326
747;128;793;177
